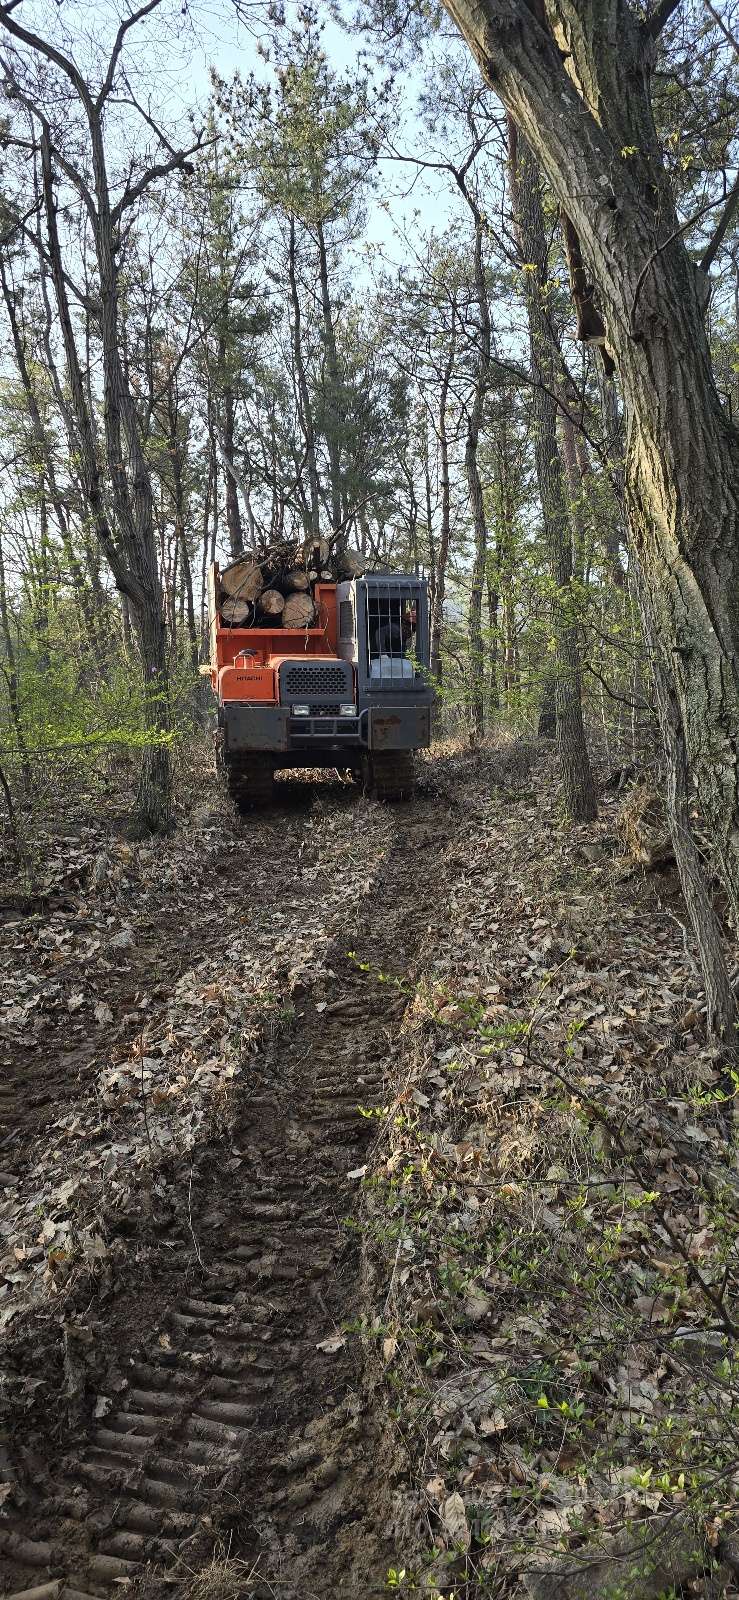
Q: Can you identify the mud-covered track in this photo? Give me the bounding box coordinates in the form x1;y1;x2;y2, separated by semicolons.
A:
1;799;443;1600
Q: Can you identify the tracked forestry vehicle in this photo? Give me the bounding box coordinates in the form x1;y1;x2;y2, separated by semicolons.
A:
207;557;432;806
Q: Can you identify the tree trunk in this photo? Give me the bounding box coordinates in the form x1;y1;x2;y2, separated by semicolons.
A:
508;120;597;820
638;575;735;1042
3;238;105;676
538;673;557;738
486;561;500;714
168;403;199;675
441;0;739;902
258;588;286;619
222;383;244;561
430;308;457;683
0;528;32;793
465;217;492;741
220;559;264;602
40;127;171;833
282;592;315;629
315;218;343;544
288;217;320;541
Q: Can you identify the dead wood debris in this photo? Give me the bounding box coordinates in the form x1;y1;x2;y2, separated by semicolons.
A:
617;780;675;870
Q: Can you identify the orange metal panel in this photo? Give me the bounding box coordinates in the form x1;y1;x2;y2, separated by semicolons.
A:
218;663;276;702
315;584;338;651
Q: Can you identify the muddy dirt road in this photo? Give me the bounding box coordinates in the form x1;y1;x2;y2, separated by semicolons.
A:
0;777;451;1600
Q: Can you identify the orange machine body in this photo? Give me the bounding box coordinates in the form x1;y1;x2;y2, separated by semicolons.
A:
210;580;339;706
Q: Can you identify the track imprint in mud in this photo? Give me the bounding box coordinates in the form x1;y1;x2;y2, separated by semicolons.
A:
1;795;446;1600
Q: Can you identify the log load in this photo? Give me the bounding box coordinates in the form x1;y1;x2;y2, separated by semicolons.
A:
337;548;365;579
216;537;366;629
220;558;264;602
258;588;286;619
284;568;311;593
282;592;316;629
221;597;252;625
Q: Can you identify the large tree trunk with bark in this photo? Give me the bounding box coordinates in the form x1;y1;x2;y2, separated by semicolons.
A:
88;122;172;835
639;578;736;1043
441;0;739;909
508;120;597;821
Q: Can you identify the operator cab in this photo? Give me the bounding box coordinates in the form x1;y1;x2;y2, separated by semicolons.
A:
336;575;429;695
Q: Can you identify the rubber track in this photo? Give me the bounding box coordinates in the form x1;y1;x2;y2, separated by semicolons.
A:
369;752;416;802
225;754;274;810
0;812;428;1597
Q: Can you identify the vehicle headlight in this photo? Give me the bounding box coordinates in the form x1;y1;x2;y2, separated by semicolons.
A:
339;703;356;717
292;704;310;717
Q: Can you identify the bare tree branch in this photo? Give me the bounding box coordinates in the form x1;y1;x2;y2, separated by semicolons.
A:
0;55;98;220
643;0;683;40
96;0;163;109
700;167;739;272
111;136;213;223
0;4;92;108
703;0;739;58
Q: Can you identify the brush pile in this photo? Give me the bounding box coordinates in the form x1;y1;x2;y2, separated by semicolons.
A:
217;537;365;629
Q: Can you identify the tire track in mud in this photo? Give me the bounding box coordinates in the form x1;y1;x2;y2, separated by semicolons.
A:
0;793;447;1600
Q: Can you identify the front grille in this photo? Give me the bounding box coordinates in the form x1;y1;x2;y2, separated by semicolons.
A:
280;660;352;704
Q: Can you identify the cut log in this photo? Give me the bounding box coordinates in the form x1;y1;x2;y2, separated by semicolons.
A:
337;548;365;579
284;567;311;593
220;597;251;626
320;569;333;580
258;588;286;619
220;558;264;603
301;536;331;569
282;593;316;630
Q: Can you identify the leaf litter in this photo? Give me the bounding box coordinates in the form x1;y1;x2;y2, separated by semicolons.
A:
360;741;739;1598
0;775;393;1366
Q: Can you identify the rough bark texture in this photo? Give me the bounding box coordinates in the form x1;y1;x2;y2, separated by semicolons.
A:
34;106;172;834
508;120;597;820
440;0;739;909
644;593;736;1043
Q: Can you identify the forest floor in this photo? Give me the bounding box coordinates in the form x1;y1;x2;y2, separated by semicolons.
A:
0;738;738;1600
